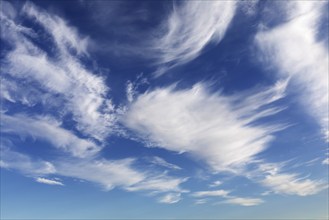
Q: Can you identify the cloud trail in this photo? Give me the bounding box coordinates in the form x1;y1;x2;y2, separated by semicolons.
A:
152;1;236;75
255;1;329;141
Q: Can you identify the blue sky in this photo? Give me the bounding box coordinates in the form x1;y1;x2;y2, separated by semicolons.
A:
0;0;328;219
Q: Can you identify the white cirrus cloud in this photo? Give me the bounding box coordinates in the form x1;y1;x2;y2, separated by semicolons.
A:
192;190;230;198
125;173;188;193
223;197;264;206
22;1;89;56
149;156;182;170
152;1;236;75
0;78;57;107
1;147;187;196
36;177;64;186
59;160;187;194
209;180;223;188
1;1;116;141
250;162;328;196
192;189;264;206
1;113;100;158
123;81;288;172
55;158;146;191
158;193;182;204
261;172;328;196
0;146;56;176
255;1;329;141
322;158;329;165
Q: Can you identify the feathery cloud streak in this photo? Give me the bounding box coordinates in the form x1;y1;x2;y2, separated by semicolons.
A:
1;1;116;141
252;162;328;196
1;114;100;158
255;1;329;141
1;146;187;196
123;81;287;172
36;177;64;186
192;189;263;206
152;1;236;75
223;197;264;206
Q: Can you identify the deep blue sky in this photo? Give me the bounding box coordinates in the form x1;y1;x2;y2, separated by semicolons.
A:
1;0;328;219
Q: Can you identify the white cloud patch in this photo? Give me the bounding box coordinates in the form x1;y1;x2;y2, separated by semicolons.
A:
126;174;188;193
223;197;264;206
36;177;64;186
192;190;230;198
60;162;187;193
125;74;149;103
56;158;146;191
1;113;100;158
126;81;136;103
322;158;329;165
123;81;287;172
22;1;89;56
192;189;263;206
261;173;328;196
0;78;57;107
149;156;182;170
0;146;56;176
152;1;236;75
255;1;329;140
262;173;328;196
1;1;116;141
252;162;328;196
158;193;182;204
1;147;187;196
209;181;222;188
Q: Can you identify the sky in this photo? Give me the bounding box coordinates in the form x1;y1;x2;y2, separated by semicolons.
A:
0;0;328;219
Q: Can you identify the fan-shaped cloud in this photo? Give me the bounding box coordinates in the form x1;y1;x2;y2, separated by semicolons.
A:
123;81;288;172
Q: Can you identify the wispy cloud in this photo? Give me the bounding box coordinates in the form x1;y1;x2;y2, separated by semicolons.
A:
322;158;329;165
56;158;146;191
192;190;230;198
1;1;116;141
209;181;222;188
126;174;188;193
152;1;236;75
158;193;182;204
261;173;327;196
255;1;329;141
23;1;89;56
0;146;56;176
125;75;149;103
123;81;287;172
0;78;54;107
1;147;187;196
36;177;64;186
149;156;182;170
192;189;263;206
223;197;264;206
1;113;100;158
250;162;328;196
